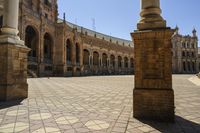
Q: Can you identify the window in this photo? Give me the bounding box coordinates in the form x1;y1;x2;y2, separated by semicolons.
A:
182;51;185;57
44;0;48;5
0;16;3;28
182;43;186;48
183;62;186;71
45;13;48;19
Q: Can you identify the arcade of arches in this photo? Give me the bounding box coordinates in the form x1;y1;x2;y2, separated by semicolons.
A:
24;24;134;77
18;0;134;77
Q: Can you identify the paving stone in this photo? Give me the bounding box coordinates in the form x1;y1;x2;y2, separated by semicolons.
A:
0;75;199;132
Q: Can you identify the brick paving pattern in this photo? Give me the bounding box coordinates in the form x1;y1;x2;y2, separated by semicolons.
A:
0;75;200;133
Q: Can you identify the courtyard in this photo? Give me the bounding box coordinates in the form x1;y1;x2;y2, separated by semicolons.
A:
0;75;200;133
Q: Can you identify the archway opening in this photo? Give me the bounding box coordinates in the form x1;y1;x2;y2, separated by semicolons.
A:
83;49;90;66
118;56;122;68
66;39;72;65
76;43;80;65
124;57;128;68
25;26;38;60
0;15;3;28
93;51;99;66
110;55;115;67
43;33;53;64
102;53;108;67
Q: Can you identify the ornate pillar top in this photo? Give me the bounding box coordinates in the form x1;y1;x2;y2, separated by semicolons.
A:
137;0;166;30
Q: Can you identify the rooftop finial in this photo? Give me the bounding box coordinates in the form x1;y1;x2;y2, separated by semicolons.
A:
63;12;66;22
175;25;179;35
192;27;197;37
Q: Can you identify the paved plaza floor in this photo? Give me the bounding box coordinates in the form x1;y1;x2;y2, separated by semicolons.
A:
0;75;200;133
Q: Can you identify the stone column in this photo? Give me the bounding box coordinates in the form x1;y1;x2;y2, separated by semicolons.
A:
1;0;20;38
137;0;166;30
131;0;175;121
0;0;30;101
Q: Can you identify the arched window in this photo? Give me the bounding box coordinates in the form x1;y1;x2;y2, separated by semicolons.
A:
192;62;195;72
192;43;195;48
191;52;194;58
102;53;108;67
0;15;3;28
130;58;134;68
183;62;186;71
110;55;115;67
83;49;89;65
118;56;122;68
75;43;80;64
124;57;128;68
182;43;186;48
187;52;190;57
25;26;38;59
182;51;185;57
66;40;71;64
93;51;99;66
199;63;200;71
188;62;191;71
44;33;52;61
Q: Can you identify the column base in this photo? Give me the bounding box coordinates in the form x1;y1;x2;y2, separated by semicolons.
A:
133;88;175;122
137;20;166;30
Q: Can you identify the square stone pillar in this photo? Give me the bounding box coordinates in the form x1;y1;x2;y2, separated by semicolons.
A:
131;29;175;122
0;37;29;101
0;0;29;101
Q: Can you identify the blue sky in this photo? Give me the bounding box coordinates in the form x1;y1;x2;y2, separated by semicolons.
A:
58;0;199;43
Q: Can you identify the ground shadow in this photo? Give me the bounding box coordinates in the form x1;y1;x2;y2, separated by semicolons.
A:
136;115;200;133
0;100;23;109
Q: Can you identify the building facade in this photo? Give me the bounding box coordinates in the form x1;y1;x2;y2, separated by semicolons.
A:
172;26;199;74
12;0;134;77
1;0;199;77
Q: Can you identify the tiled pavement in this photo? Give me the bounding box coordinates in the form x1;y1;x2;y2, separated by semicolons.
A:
0;75;200;133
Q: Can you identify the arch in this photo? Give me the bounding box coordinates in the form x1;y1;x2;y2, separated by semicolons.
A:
130;58;134;68
25;25;38;60
0;15;3;28
192;62;195;72
182;51;185;57
66;39;72;64
124;57;128;68
83;49;90;65
183;62;186;71
187;52;190;57
187;62;191;71
199;63;200;71
118;56;122;68
182;43;186;48
102;53;108;67
93;51;99;66
110;55;115;67
43;33;53;63
75;43;80;64
191;52;194;58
